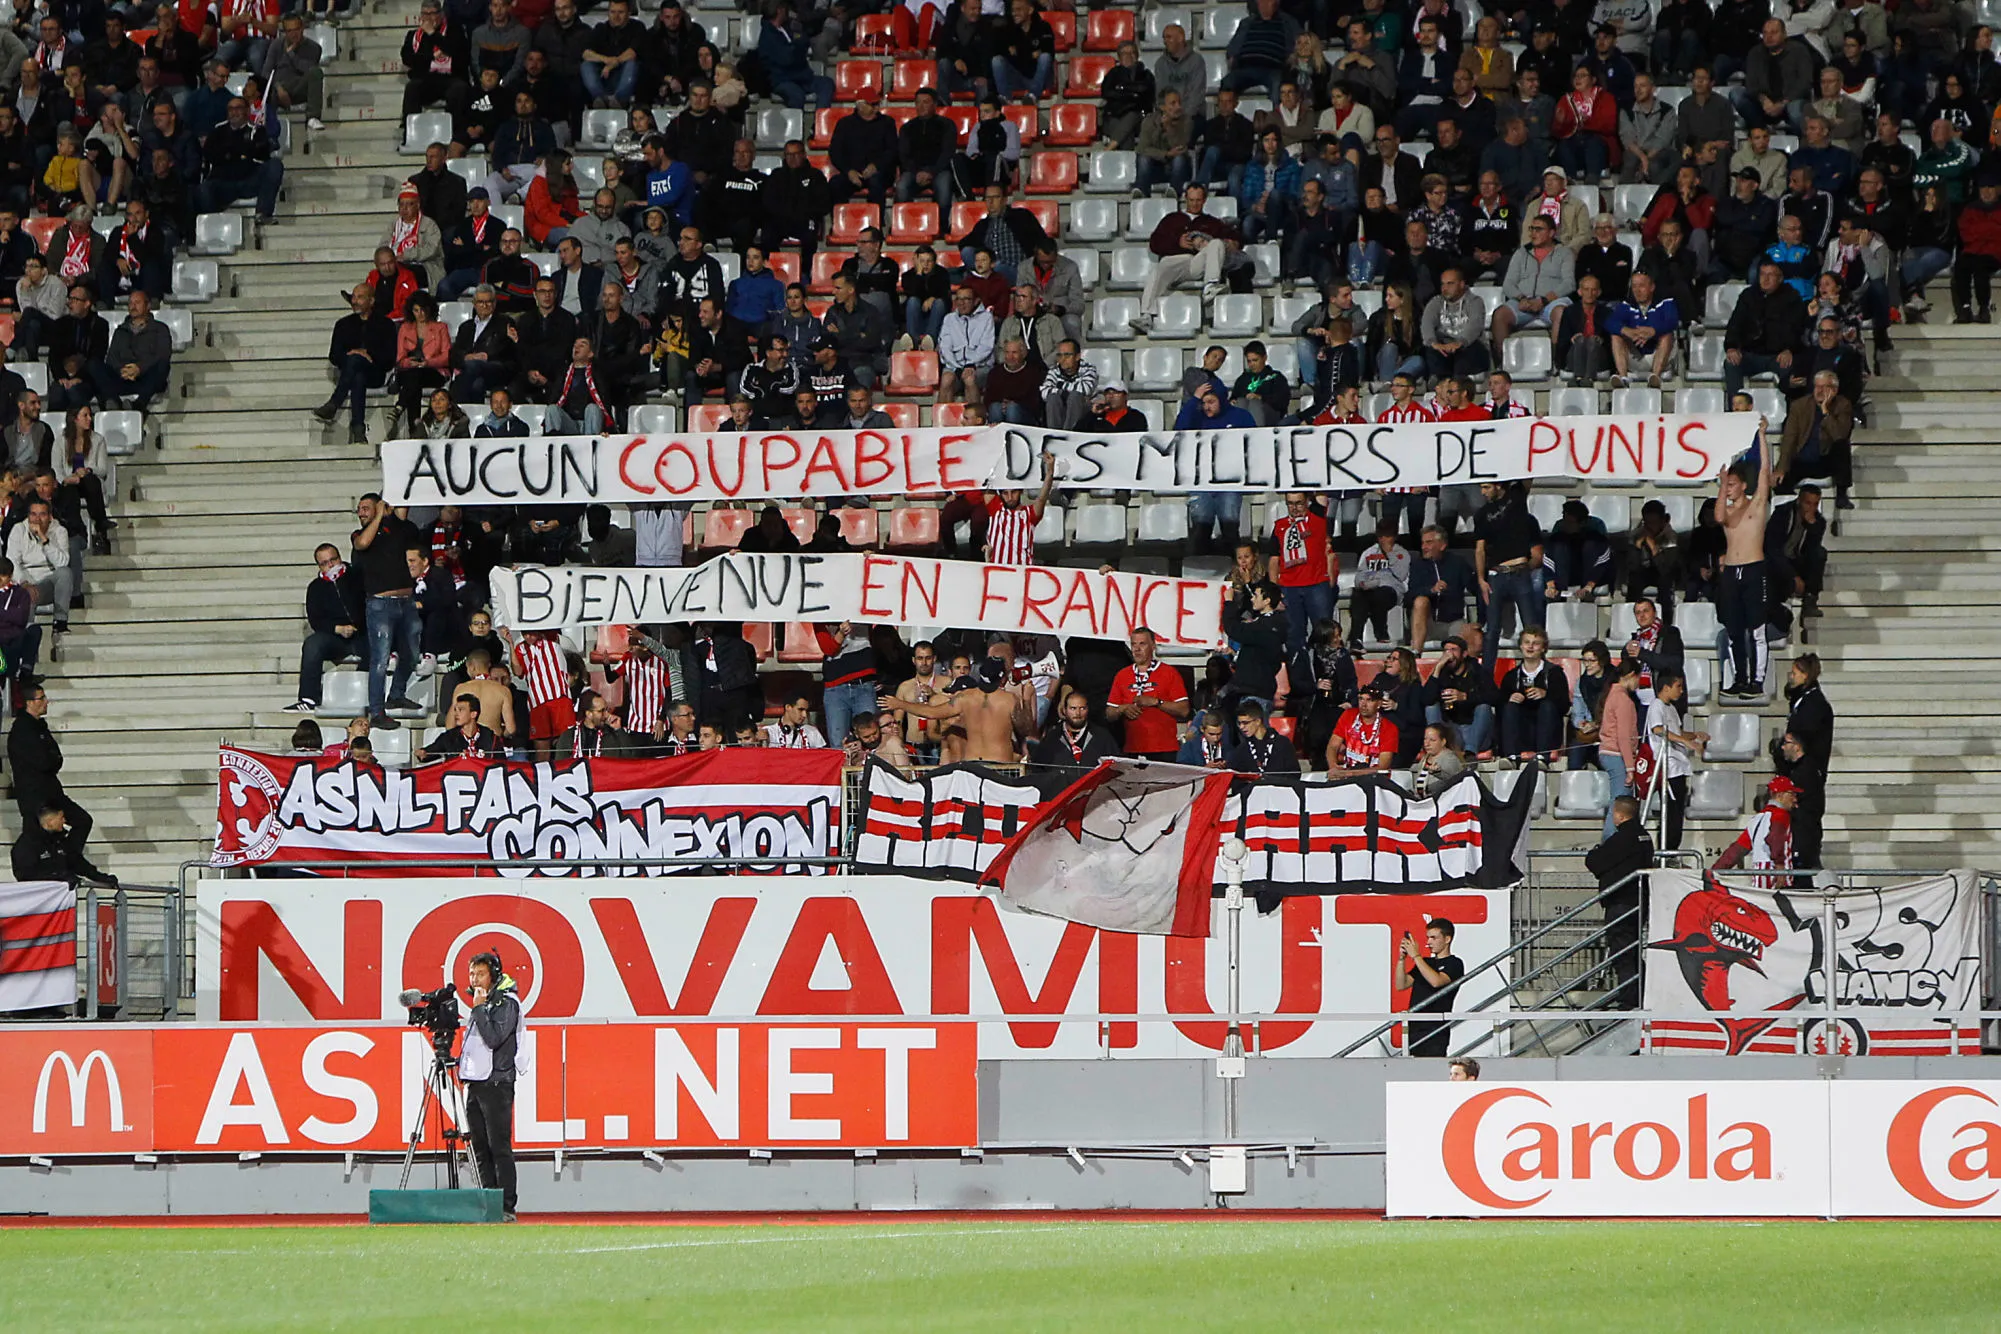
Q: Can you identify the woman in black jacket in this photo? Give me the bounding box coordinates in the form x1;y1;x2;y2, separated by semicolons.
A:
1226;582;1290;716
1378;647;1427;767
1298;617;1358;772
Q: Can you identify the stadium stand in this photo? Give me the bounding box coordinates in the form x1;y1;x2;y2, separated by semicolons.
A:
21;0;2001;889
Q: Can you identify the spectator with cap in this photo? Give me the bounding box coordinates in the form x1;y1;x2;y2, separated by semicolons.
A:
1081;382;1147;433
384;182;445;289
438;188;505;300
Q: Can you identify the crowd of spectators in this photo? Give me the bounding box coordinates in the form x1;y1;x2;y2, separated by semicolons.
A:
271;0;1898;852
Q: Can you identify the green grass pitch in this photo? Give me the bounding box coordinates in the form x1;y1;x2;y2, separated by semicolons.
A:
5;1218;2001;1331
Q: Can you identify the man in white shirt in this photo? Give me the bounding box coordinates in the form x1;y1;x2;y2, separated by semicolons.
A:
1642;669;1708;850
5;498;72;637
763;691;829;748
935;284;994;405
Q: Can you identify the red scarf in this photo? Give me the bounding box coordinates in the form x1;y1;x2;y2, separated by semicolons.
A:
118;223;144;268
391;216;419;255
428;526;463;580
559;364;609;412
469;211;490;245
319;559;347;583
60;230;89;279
572;725;610;758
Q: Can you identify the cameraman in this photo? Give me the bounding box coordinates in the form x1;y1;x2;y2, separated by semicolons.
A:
459;950;521;1221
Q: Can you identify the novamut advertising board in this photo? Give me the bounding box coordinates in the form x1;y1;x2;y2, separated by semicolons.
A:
195;877;1511;1059
0;1022;975;1156
1388;1081;2001;1217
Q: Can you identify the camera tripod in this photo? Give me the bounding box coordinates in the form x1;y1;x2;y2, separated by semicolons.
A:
398;1043;473;1190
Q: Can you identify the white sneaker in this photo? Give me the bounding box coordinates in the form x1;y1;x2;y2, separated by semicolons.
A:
892;333;914;352
919;335;934;351
282;699;317;712
1203;281;1228;299
419;652;438;675
307;116;326;131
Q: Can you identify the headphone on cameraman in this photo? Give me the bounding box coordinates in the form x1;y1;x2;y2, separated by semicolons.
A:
472;949;504;986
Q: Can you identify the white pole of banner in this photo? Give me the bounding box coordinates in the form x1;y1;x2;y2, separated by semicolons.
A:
1821;893;1840;1052
1220;838;1248;1143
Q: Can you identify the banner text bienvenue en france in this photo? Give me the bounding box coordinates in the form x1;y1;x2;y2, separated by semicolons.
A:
491;555;1232;646
382;415;1757;507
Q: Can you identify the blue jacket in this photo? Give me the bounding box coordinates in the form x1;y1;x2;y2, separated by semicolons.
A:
725;269;787;327
1173;399;1257;429
1758;240;1814;299
1605;296;1679;344
646;162;694;226
1237;153;1301;212
757;21;815;86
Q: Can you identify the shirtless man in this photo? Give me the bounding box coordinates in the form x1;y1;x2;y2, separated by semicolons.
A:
878;658;1025;764
1716;430;1774;697
893;640;947;759
456;648;519;741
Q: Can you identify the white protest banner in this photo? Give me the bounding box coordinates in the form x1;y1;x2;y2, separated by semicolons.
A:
381;415;1758;507
489;554;1232;648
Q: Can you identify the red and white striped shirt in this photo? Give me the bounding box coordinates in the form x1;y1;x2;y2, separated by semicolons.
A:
1378;399;1435;494
622;654;670;734
984;498;1037;565
514;635;568;707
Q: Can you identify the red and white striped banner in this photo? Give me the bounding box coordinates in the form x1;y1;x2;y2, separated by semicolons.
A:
211;747;845;875
0;881;76;1012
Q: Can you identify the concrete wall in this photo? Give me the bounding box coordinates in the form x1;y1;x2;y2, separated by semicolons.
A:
7;1054;1998;1217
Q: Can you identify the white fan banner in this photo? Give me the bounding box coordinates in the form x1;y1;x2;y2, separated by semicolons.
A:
491;554;1233;648
381;415;1756;506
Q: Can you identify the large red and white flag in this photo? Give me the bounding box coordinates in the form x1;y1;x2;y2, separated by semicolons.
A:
980;761;1232;937
0;881;76;1012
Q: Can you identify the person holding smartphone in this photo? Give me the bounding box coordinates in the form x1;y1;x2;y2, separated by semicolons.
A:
1396;917;1465;1057
459;949;521;1221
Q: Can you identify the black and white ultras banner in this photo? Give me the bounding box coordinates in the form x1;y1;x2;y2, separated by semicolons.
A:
852;760;1537;897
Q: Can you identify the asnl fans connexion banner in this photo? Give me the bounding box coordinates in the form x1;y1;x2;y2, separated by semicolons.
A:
852;760;1537;898
1642;870;1982;1056
211;747;844;874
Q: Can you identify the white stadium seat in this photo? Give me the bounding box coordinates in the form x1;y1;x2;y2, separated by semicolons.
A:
193;212;244;255
1553;768;1611;820
753;106;802;150
628;404;677;434
157;306;195;351
1067;198;1119;242
1091;297;1142;341
1544;600;1598;648
1503;336;1552;382
1130;345;1184;390
1549;386;1597;416
1072;504;1127;546
1687;768;1745;819
1126;197;1172;239
1154;295;1201;340
99;409;144;456
1087;150;1136;194
1611;387;1662;417
1704;283;1747;327
403;111;452;152
1136;502;1188;544
1108;244;1151;289
1210;294;1260;337
171;258;219;302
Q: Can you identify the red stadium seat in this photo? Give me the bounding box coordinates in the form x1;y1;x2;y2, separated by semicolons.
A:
0;315;15;348
1042;9;1076;49
886;506;942;550
809;249;844;294
1269;715;1296;739
888;350;940;394
850;13;894;51
1065;54;1114;97
1004;104;1038;145
933;401;969;427
1025;152;1077;194
834;59;884;102
767;251;801;287
702;507;753;551
589;624;630;663
1046;102;1097;145
889;201;939;242
779;622;826;663
882;401;920;427
1083;10;1134;49
1353;660;1382;689
837;507;881;546
781;507;818;544
948;201;984;238
742;622;775;661
688;404;731;431
829;201;880;244
23;216;60;251
886;105;916;129
811;105;848;149
943;105;977;139
806;296;832;318
889;58;931;101
1022;199;1059;234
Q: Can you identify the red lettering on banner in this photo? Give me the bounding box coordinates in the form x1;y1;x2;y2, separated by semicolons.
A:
1055;570;1099;635
936;433;978;490
1172;580;1208;647
1526;419;1562;469
1020;566;1063;629
857;553;895;619
1135;579;1169;639
1570;426;1605;475
1446;1088;1774;1206
899;560;941;620
589;897;754;1016
759;435;803;492
977;566;1007;622
218;899;382;1021
1102;577;1138;639
1675;421;1716;479
853;431;895;489
617;438;658;496
930;898;1098;1047
800;436;852;493
706;438;746;497
400;896;585;1017
654;440;700;495
1164;897;1323;1050
1887;1086;2001;1209
1609;421;1644;475
757;898;902;1016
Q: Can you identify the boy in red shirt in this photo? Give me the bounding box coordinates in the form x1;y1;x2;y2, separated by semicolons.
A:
1268;490;1336;679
